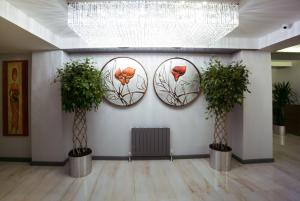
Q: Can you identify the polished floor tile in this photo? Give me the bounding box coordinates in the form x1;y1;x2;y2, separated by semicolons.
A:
0;134;300;201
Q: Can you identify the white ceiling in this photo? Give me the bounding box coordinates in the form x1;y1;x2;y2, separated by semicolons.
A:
229;0;300;37
7;0;76;36
7;0;300;38
0;17;57;53
1;0;300;52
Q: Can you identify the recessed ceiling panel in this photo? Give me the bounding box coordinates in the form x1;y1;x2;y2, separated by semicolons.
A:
7;0;77;36
0;17;57;53
229;0;300;38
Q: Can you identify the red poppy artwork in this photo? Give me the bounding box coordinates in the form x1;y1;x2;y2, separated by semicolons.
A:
154;58;201;107
101;58;148;107
114;67;136;85
171;66;186;81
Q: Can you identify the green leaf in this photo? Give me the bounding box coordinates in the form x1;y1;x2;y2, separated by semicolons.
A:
272;81;297;125
201;58;250;116
55;58;105;112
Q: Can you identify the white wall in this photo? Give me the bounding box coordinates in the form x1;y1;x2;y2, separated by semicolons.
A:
272;61;300;103
0;53;31;158
24;50;273;162
64;53;232;157
31;50;69;162
229;51;273;160
228;105;244;159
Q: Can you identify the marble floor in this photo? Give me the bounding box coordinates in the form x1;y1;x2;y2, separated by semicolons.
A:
0;135;300;201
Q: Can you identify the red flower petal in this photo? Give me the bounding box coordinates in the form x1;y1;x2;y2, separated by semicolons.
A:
114;67;136;85
171;66;186;81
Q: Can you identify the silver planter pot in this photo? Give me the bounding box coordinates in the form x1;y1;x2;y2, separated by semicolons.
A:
273;125;286;135
273;125;286;145
274;125;286;145
69;149;92;178
209;144;232;172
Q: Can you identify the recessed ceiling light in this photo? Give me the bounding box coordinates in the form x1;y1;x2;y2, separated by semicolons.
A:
277;45;300;53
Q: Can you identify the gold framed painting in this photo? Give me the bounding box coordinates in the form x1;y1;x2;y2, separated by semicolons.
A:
2;60;28;136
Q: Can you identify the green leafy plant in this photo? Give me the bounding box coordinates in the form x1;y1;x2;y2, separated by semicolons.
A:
56;58;105;112
201;59;250;151
55;58;105;156
273;81;296;126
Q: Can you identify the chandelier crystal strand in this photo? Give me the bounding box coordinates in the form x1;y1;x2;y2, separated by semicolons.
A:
68;0;239;47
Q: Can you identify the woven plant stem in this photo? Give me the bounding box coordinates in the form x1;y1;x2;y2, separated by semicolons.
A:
72;109;87;155
213;112;227;150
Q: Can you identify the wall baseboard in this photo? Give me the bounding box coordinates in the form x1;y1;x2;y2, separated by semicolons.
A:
232;154;274;164
173;154;209;159
94;154;273;163
132;156;171;160
30;158;69;166
93;155;172;160
0;157;31;163
92;154;209;161
0;155;274;165
92;156;129;160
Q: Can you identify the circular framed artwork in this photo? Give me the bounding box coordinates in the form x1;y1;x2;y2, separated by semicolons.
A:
101;57;148;107
153;57;201;107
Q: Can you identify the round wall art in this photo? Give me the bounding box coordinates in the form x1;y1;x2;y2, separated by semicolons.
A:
153;58;201;107
101;57;148;107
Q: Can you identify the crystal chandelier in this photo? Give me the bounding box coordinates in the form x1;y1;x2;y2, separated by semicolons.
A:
68;0;239;47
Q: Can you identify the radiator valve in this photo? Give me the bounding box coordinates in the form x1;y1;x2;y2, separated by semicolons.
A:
170;149;174;161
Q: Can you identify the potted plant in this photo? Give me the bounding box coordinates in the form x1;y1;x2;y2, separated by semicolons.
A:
55;58;105;177
201;59;250;171
273;81;296;136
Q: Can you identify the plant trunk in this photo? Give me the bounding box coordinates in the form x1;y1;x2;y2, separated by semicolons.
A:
213;112;228;151
72;109;87;156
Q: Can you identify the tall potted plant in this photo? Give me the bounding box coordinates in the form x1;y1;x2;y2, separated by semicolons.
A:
273;81;296;136
201;59;250;171
56;58;105;177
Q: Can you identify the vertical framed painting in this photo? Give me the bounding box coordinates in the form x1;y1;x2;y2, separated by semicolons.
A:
101;57;148;107
2;60;28;136
153;57;201;107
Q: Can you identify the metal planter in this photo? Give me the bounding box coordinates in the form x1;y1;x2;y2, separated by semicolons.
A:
273;125;286;135
273;125;286;145
69;149;92;178
209;144;232;171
